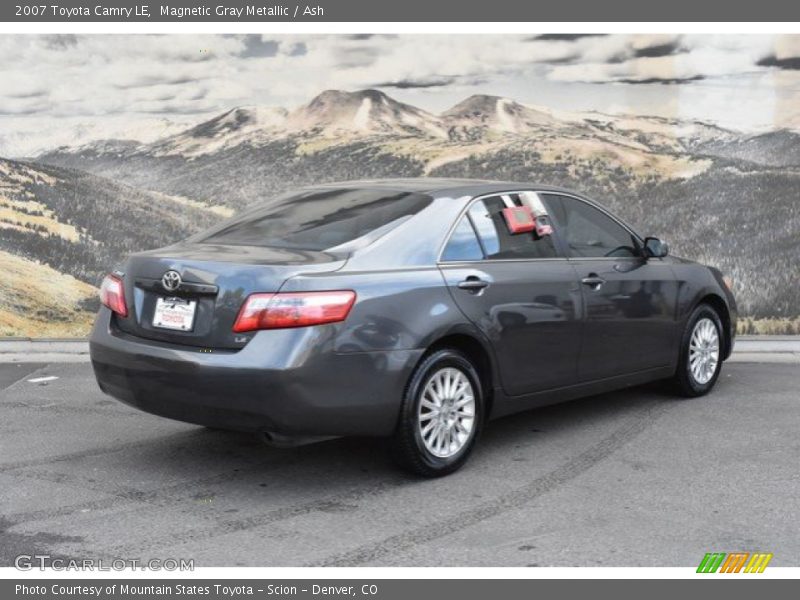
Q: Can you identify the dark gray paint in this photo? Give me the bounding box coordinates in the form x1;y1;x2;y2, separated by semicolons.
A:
440;261;582;396
90;179;737;438
569;257;679;380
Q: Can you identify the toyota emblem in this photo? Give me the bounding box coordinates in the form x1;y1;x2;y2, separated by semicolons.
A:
161;270;182;292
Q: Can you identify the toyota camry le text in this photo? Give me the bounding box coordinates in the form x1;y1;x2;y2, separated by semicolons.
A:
90;179;737;476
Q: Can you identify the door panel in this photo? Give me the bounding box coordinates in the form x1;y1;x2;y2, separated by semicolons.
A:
571;258;678;380
540;192;679;381
439;194;583;396
441;262;582;396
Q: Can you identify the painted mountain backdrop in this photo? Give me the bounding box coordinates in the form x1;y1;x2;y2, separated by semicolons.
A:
2;89;799;336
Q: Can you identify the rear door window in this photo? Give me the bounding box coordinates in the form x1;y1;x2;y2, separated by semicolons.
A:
441;216;484;261
466;195;558;260
200;188;433;251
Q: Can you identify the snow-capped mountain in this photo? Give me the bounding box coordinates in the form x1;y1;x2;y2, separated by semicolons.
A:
134;90;449;158
150;106;289;157
35;88;757;209
286;89;447;138
443;95;564;138
39;89;744;161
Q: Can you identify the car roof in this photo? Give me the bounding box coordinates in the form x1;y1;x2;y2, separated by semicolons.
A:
307;178;582;198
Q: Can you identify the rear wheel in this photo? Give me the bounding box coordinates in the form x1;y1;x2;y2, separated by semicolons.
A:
391;349;484;477
672;304;724;397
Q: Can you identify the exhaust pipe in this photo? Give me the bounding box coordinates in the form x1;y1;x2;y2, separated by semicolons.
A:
258;430;337;448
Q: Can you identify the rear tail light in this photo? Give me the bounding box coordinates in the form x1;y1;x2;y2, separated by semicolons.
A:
233;290;356;333
99;274;128;317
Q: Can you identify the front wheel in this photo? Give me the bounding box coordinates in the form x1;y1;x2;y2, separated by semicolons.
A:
391;349;484;477
671;304;724;397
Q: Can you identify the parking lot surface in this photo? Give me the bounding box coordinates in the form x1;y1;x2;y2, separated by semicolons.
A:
1;361;798;567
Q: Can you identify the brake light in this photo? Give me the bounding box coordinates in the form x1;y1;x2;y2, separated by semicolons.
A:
99;274;128;317
233;291;356;332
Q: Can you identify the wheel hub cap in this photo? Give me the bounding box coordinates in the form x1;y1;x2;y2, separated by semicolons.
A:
689;317;720;385
418;367;476;458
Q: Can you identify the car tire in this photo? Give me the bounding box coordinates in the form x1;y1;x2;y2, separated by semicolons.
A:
672;303;724;397
391;348;484;477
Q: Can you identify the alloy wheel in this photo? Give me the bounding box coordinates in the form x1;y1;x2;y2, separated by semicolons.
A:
688;317;720;385
418;367;476;458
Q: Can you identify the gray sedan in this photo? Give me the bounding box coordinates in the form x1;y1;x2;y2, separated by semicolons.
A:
90;179;737;476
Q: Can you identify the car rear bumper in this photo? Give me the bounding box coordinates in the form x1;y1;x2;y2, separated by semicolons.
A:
89;308;423;437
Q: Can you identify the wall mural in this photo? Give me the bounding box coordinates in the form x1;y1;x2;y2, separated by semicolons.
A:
1;34;799;336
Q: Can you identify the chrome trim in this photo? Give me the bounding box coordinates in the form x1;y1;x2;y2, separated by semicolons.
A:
135;277;218;296
438;256;673;267
439;257;569;266
567;257;670;263
565;256;642;262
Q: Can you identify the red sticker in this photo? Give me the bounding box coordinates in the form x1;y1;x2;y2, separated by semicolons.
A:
502;206;535;234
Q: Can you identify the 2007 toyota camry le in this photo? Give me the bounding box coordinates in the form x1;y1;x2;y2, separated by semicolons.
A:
90;179;737;476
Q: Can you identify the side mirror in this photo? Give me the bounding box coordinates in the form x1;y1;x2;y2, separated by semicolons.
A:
644;236;669;258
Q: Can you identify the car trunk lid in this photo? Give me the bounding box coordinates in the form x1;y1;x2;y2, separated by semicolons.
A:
114;243;346;349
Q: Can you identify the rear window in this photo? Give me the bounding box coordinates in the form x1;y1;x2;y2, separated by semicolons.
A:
200;188;433;251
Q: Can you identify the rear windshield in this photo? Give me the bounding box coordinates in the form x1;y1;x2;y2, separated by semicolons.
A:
200;188;433;251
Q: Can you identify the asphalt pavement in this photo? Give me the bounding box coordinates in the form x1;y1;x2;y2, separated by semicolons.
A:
0;359;798;567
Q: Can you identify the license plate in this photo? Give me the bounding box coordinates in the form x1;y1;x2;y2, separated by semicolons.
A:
153;297;197;331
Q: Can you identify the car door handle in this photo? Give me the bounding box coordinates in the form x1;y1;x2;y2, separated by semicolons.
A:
457;277;489;292
581;275;605;289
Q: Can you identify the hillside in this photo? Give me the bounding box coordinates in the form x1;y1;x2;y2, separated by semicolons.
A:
1;157;221;280
0;157;221;335
696;130;800;168
0;250;96;338
39;137;428;212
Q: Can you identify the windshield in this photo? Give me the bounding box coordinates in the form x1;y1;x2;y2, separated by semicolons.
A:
199;188;433;251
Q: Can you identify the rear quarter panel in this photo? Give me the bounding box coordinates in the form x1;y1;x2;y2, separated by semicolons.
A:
276;190;486;356
280;267;486;355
